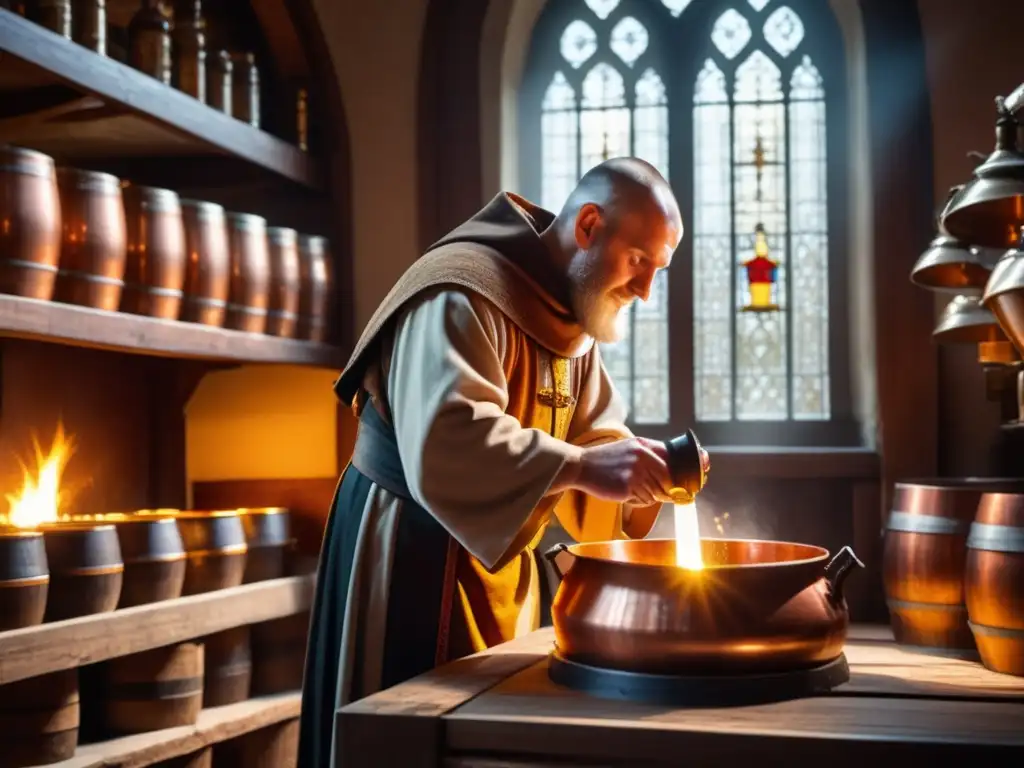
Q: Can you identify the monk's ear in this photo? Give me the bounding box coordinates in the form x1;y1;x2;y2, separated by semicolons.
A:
574;203;604;248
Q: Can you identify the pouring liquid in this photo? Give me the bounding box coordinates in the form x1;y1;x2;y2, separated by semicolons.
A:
669;488;704;570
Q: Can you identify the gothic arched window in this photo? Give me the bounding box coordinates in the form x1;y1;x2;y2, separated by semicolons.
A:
520;0;855;446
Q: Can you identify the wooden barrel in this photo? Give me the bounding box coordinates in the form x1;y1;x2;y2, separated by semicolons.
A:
265;227;301;338
239;507;292;583
53;166;127;311
121;184;187;319
251;612;309;695
109;514;187;607
224;211;270;333
102;641;204;734
882;478;1024;656
965;492;1024;676
180;199;230;327
175;511;248;594
215;719;298;768
0;668;79;767
0;529;49;631
0;144;61;300
296;234;332;342
38;522;123;622
202;625;252;707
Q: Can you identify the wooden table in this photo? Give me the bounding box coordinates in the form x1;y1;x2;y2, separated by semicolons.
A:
337;625;1024;767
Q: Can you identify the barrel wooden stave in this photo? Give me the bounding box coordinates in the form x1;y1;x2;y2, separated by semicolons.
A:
0;668;80;767
251;611;309;695
965;492;1024;676
102;641;205;735
174;511;248;595
110;515;187;608
882;478;1024;655
202;625;252;707
240;508;291;583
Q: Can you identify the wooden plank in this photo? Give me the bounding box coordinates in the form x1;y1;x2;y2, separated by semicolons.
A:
0;575;314;685
337;631;555;768
0;294;345;368
0;9;320;189
39;692;301;768
444;663;1024;763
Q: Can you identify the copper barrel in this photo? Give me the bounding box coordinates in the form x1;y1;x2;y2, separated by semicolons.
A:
54;167;127;311
225;211;270;333
180;200;230;327
265;226;301;338
121;184;187;319
297;234;332;342
965;492;1024;676
0;529;49;631
0;145;62;300
882;478;1024;656
38;522;124;622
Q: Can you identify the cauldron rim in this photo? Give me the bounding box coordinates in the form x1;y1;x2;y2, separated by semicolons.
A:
561;537;830;573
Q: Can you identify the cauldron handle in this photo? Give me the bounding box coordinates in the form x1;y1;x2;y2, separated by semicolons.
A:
824;546;865;605
542;542;576;581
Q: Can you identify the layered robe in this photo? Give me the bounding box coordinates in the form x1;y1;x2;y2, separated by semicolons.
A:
297;193;664;768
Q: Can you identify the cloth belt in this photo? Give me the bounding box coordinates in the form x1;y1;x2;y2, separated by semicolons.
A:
350;403;412;500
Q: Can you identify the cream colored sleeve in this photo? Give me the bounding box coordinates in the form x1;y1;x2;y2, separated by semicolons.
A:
386;289;574;572
553;344;665;542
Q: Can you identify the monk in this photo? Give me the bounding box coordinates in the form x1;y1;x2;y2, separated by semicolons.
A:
298;158;684;768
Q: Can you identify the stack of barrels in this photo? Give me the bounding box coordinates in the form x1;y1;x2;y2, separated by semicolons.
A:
0;143;335;342
883;478;1024;675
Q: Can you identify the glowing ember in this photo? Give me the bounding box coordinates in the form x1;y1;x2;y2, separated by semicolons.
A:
2;422;77;529
673;501;704;570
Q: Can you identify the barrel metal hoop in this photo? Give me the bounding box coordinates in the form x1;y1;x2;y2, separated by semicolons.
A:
885;598;967;614
969;621;1024;639
966;522;1024;553
886;511;969;536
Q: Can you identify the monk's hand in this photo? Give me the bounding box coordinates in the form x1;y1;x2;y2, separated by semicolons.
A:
572;438;673;506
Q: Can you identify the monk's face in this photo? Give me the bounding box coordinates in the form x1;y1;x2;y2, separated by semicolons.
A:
568;195;682;343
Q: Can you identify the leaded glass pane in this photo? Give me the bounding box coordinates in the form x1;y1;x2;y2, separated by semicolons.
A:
541;72;578;212
580;63;630;175
634;68;669;179
711;9;752;60
693;59;733;421
733;50;787;420
560;19;598;69
584;0;619;20
763;6;805;58
610;17;649;67
660;0;694;17
747;0;770;11
789;56;829;419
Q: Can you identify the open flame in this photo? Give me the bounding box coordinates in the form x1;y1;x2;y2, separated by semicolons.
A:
1;422;77;529
673;501;704;570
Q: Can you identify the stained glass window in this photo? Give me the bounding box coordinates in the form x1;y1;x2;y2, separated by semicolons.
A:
693;4;830;422
529;1;840;435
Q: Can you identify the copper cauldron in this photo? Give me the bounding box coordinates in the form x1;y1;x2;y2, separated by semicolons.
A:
545;538;863;675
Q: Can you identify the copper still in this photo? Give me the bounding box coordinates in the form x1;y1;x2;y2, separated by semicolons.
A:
54;167;127;311
121;184;187;320
0;145;62;300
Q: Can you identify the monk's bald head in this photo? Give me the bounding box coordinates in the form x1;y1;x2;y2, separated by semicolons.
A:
551;158;683;343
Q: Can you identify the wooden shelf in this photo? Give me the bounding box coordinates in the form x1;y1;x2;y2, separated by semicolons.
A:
44;692;301;768
0;293;345;368
0;8;320;190
0;574;315;686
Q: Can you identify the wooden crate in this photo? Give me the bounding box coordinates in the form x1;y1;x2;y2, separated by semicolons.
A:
338;625;1024;767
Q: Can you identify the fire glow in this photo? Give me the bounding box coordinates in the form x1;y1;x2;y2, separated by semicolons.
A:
1;422;77;529
673;501;704;570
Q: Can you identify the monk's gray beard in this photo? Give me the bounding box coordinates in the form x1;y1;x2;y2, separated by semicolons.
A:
569;255;629;343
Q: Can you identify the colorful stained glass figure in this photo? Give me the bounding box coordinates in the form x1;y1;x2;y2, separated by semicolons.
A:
742;224;780;311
